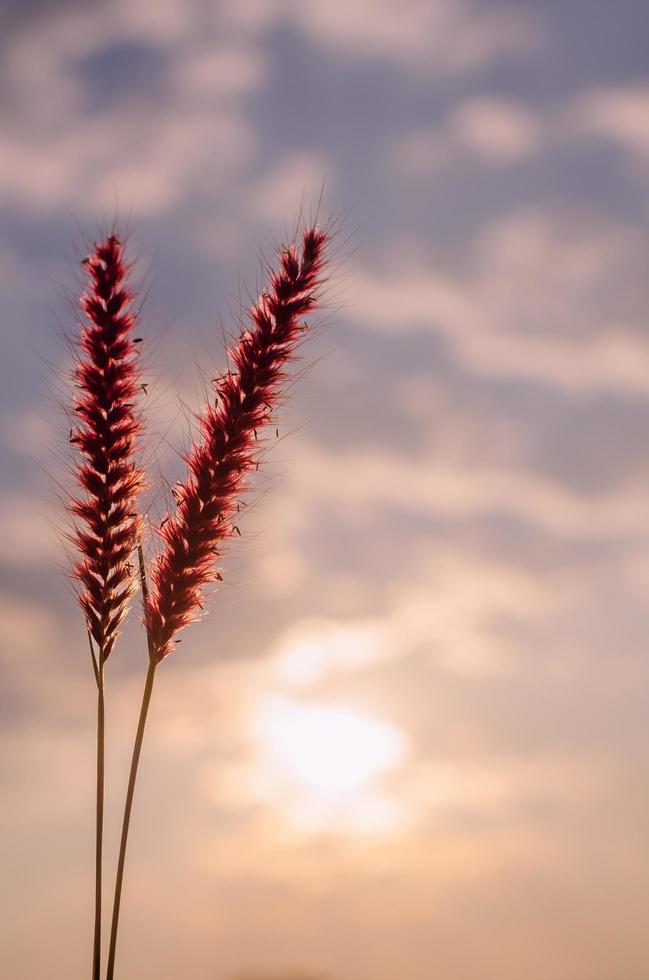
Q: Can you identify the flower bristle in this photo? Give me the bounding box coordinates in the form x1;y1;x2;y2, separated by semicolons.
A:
70;234;145;660
146;226;328;661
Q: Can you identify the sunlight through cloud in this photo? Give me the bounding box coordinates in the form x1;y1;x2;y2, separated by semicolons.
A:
258;699;407;801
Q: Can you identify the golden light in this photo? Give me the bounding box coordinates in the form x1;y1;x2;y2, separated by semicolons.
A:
272;619;389;688
258;699;407;801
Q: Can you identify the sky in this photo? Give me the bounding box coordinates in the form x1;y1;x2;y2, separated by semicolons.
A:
1;1;648;979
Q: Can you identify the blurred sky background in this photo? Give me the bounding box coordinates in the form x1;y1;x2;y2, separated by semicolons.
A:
1;1;649;979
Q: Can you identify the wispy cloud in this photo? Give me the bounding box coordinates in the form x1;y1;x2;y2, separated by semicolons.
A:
571;83;649;173
230;0;542;76
390;97;545;175
347;208;648;394
247;150;333;224
1;2;261;217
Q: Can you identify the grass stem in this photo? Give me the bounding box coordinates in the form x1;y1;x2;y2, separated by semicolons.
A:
105;656;157;980
92;643;105;980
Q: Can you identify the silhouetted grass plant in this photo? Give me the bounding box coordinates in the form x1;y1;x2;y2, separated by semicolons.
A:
66;223;330;980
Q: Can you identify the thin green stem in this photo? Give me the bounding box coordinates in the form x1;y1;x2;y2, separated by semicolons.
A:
92;640;105;980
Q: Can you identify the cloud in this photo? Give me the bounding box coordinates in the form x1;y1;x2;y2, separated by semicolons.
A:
0;0;542;223
572;83;649;168
0;496;60;565
143;538;570;851
0;595;60;662
265;549;554;684
149;539;584;850
220;0;285;34
391;97;545;175
0;2;260;217
279;0;540;77
221;0;540;76
174;43;268;100
391;83;649;187
0;96;256;218
286;441;649;541
270;618;392;688
247;150;333;225
346;208;648;395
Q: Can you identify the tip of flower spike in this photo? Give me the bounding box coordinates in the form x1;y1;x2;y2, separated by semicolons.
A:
302;225;327;258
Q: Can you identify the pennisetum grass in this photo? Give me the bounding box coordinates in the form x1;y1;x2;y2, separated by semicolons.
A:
68;234;145;980
67;223;330;979
147;226;328;660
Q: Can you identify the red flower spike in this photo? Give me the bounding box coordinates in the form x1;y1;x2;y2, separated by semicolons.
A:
146;226;328;661
70;235;145;660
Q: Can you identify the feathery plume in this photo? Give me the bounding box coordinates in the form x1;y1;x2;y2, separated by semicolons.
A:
146;226;328;660
70;234;145;660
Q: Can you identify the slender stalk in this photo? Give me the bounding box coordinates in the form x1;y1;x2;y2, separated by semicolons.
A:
105;655;157;980
92;641;105;980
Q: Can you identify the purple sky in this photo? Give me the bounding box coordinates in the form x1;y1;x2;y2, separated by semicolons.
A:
1;2;649;979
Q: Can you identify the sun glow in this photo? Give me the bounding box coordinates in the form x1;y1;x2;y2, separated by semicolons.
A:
259;700;407;801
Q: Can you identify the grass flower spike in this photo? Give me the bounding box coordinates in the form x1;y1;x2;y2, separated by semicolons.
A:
68;234;144;980
105;225;329;980
71;235;145;659
62;221;331;980
146;226;328;661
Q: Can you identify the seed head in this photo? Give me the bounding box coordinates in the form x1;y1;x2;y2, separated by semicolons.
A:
69;235;145;660
146;226;328;660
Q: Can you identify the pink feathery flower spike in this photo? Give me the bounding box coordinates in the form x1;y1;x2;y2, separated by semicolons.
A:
70;234;145;661
146;226;328;661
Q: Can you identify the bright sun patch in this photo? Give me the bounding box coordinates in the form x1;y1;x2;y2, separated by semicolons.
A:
259;700;407;801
